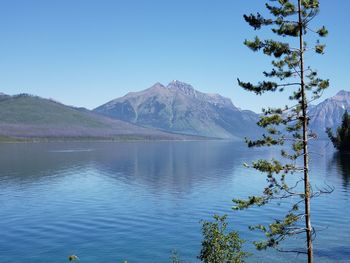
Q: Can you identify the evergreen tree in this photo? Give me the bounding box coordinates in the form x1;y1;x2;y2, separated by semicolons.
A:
327;110;350;152
235;1;330;262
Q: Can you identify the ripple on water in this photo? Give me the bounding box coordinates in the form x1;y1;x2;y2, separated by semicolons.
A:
0;141;349;263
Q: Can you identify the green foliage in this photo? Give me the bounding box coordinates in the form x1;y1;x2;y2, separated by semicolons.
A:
327;111;350;152
249;212;300;250
68;255;79;261
172;251;189;263
0;135;23;142
0;94;109;127
198;215;249;263
236;0;329;258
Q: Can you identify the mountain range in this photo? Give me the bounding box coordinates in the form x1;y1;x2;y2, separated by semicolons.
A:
0;82;348;141
0;93;198;141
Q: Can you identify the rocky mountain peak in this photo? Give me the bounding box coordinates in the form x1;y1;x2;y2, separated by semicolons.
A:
167;80;196;96
333;90;350;101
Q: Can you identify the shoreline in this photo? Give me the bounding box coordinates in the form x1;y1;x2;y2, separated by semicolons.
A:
0;136;225;144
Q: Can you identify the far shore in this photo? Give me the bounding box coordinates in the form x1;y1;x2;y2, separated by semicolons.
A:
0;135;225;144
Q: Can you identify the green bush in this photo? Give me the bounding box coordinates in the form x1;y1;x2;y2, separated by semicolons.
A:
198;215;249;263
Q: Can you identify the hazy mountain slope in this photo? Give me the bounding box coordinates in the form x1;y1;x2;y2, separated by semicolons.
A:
94;81;261;139
0;94;197;140
309;90;350;138
2;87;347;141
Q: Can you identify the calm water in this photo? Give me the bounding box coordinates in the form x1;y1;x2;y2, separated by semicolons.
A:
0;141;349;262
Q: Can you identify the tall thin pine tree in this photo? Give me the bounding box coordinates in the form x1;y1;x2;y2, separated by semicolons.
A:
235;1;330;262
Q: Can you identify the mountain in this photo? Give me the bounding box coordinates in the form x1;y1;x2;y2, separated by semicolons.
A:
94;81;261;139
0;92;10;99
0;93;197;141
3;85;346;141
309;90;350;138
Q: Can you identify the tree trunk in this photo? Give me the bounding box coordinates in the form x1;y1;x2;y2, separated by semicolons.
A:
298;0;313;262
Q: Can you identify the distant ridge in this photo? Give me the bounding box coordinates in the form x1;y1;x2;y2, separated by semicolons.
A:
0;93;198;141
94;81;262;139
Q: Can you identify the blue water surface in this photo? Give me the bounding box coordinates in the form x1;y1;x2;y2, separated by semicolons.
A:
0;141;349;262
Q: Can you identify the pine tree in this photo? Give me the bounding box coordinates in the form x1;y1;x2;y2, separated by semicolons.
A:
235;1;330;262
327;110;350;152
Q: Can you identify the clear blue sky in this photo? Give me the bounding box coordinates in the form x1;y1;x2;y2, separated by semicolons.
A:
0;0;348;112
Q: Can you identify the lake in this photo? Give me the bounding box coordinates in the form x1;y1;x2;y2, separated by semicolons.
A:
0;141;349;262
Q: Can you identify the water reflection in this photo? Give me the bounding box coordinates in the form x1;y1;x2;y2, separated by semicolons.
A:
92;141;263;195
0;141;263;195
331;152;350;187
